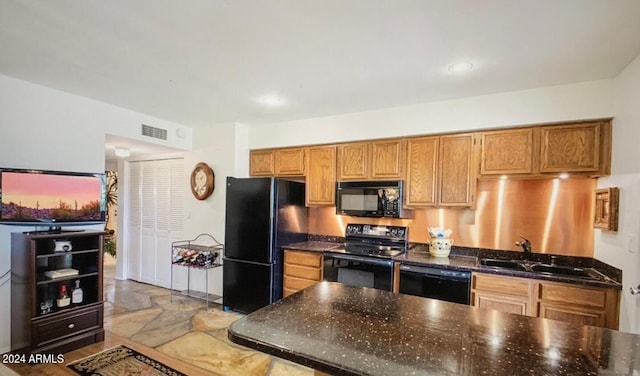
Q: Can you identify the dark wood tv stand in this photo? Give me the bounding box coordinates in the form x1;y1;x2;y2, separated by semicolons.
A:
11;230;106;354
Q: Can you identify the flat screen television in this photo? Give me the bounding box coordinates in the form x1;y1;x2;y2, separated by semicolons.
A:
0;167;106;225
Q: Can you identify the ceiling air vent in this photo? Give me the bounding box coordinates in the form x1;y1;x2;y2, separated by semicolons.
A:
141;124;167;140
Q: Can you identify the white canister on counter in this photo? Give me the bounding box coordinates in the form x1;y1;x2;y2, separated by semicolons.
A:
430;238;453;257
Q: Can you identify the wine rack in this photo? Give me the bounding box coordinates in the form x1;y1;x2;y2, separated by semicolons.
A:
170;233;223;308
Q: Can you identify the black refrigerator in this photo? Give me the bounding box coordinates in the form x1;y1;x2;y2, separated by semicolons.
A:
223;177;308;313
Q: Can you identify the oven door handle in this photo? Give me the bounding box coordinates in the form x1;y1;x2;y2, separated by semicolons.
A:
326;253;393;267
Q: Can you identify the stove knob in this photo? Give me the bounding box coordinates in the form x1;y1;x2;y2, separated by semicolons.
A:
390;228;398;236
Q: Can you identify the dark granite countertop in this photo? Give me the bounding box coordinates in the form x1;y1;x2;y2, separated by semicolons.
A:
283;241;622;290
229;282;638;376
398;249;622;290
283;241;342;253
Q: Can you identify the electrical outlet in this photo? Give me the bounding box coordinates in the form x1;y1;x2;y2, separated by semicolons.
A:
628;234;637;254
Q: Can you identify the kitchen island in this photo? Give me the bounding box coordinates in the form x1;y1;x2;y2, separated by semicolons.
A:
229;282;638;376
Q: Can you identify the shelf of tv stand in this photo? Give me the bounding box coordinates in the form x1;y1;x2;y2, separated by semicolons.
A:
36;248;100;259
34;301;102;319
37;272;99;285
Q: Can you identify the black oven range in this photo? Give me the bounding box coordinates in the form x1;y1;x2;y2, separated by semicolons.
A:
322;224;408;291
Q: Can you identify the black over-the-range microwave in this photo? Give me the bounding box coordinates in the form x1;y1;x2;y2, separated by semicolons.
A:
335;180;409;218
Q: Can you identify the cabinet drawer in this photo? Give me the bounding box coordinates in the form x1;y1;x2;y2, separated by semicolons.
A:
33;305;101;347
472;273;530;297
284;276;319;292
538;283;607;309
285;264;322;281
284;250;322;268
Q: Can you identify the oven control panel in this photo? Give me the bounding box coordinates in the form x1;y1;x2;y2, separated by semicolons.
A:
345;224;407;239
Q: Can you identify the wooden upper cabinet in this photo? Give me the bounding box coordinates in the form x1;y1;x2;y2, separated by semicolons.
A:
370;139;405;179
438;133;478;207
275;148;305;176
305;146;336;206
337;139;404;181
405;137;438;206
249;149;275;176
481;128;534;175
337;142;369;180
540;122;601;173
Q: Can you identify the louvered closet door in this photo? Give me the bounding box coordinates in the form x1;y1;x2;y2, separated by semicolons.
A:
127;162;142;281
140;162;157;284
126;159;184;287
154;160;185;288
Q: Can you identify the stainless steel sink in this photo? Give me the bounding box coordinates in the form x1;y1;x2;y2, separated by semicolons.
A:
479;258;528;271
529;264;592;278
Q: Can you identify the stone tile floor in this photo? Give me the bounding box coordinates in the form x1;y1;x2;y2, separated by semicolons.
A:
103;264;313;376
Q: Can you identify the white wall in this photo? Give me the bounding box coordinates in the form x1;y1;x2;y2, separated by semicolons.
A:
248;80;614;148
596;53;640;333
0;74;192;172
0;74;194;352
178;122;249;298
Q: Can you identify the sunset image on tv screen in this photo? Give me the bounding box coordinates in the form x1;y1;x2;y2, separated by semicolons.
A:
1;172;103;221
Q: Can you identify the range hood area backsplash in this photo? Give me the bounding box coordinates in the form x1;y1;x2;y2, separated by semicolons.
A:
308;179;596;257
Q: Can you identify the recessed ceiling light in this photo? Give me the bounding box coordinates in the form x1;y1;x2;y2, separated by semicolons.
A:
448;62;473;73
258;94;286;107
114;147;130;158
558;173;570;179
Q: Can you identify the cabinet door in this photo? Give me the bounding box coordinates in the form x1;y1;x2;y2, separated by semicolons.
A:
275;148;305;176
405;137;438;206
337;142;369;180
538;302;605;327
249;149;275;176
438;134;477;206
540;123;600;172
371;139;404;179
306;146;336;206
471;273;535;316
472;291;531;316
481;128;534;175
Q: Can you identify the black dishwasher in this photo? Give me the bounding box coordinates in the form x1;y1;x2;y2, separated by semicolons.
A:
398;264;471;304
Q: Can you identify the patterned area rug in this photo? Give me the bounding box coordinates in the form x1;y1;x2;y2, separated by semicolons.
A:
67;345;186;376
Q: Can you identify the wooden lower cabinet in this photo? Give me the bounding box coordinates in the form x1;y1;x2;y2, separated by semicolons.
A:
471;272;620;329
537;280;619;329
474;293;531;316
283;250;323;297
471;273;536;316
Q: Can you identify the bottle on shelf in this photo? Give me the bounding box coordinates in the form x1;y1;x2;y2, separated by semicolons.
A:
71;280;83;304
57;285;70;307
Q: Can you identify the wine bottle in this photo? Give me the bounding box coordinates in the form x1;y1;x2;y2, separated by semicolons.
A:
57;285;70;307
71;280;83;304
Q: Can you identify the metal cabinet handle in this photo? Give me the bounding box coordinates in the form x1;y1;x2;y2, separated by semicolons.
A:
68;323;75;329
630;286;640;295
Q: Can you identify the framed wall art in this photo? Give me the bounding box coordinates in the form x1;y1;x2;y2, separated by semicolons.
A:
594;187;619;231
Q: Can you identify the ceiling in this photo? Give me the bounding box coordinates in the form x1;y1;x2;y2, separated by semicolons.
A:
2;0;640;131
